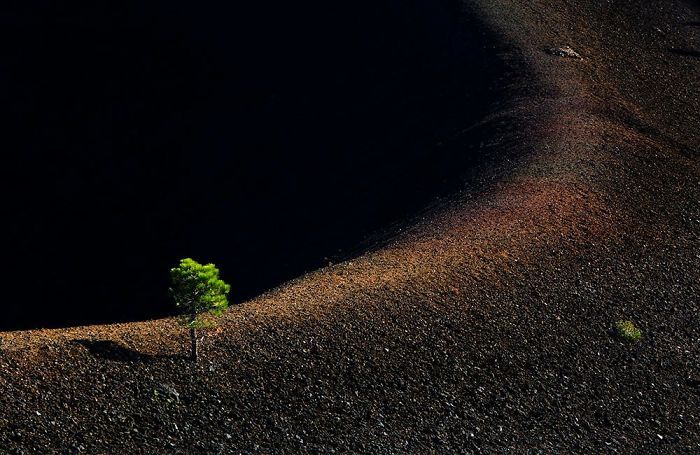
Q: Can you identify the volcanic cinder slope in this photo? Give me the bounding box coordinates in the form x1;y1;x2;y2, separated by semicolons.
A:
1;0;699;452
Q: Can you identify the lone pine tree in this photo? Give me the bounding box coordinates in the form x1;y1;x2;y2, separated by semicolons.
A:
170;258;231;362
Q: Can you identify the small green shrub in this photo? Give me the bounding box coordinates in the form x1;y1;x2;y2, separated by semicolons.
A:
170;258;231;362
615;320;642;342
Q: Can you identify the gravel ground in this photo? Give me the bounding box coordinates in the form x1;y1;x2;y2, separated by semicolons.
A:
1;0;699;453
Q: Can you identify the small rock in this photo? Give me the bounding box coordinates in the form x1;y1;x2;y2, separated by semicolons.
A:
156;383;180;402
545;45;583;59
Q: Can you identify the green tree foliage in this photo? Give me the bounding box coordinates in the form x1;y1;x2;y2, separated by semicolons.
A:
170;258;230;361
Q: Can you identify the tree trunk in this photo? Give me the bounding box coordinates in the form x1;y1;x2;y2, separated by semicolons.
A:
190;327;198;362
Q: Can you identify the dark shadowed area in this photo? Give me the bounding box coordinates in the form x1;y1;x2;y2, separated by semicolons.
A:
0;0;503;329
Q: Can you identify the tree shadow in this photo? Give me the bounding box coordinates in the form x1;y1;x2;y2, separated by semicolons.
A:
668;47;700;58
73;339;183;362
